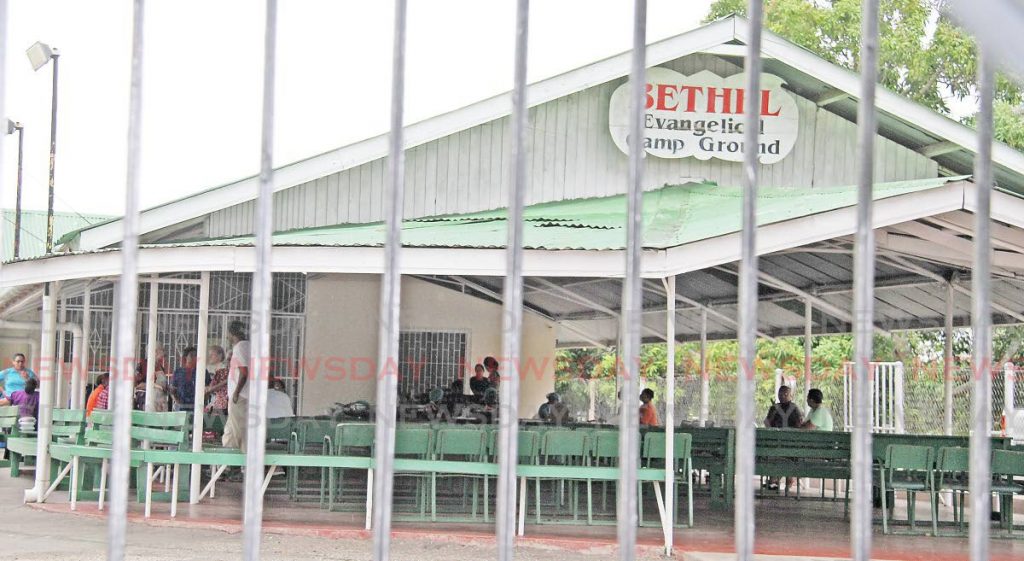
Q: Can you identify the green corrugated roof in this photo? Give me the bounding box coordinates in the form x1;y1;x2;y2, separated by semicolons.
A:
3;209;113;261
161;176;967;252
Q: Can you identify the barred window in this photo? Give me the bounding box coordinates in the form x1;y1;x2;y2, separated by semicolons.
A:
397;330;469;399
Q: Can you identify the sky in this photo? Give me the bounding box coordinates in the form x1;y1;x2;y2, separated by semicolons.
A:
0;0;714;218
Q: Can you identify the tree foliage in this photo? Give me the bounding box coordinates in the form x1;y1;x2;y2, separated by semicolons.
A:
704;0;1024;149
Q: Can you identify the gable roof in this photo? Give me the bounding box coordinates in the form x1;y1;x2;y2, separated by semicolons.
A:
66;15;1024;251
164;176;966;251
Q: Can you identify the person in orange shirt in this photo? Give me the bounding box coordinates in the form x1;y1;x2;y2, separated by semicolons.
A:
85;373;109;417
639;388;659;427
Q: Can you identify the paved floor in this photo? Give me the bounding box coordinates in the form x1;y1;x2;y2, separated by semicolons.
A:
3;469;1023;560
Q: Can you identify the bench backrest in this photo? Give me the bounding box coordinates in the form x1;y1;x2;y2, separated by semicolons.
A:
51;409;87;443
755;428;850;460
85;410;116;446
130;411;189;449
0;405;18;431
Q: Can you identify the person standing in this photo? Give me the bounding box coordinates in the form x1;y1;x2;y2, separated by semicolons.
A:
1;353;36;398
204;345;230;416
763;385;803;492
85;373;110;417
222;321;251;452
801;389;834;431
171;347;209;412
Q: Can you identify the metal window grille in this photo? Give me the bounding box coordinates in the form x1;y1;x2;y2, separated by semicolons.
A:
397;329;468;399
0;1;1008;561
62;273;306;402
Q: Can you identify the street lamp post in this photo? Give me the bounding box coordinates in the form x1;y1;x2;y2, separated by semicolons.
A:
5;119;24;259
26;41;59;254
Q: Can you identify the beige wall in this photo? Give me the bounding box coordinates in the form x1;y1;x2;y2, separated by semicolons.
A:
300;274;557;417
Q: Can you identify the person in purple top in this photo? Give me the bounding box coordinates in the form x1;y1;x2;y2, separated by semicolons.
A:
1;377;40;420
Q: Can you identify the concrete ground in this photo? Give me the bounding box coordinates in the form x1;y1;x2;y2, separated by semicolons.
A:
2;468;1023;561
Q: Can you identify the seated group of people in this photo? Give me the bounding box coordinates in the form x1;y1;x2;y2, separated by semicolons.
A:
763;385;834;431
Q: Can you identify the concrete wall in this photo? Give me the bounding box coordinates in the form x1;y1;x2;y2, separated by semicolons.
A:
300;274;557;417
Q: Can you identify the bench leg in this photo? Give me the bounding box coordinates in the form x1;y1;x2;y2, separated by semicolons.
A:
43;461;73;503
364;468;373;530
199;465;227;502
518;475;527;536
145;463;154;518
880;474;889;535
98;460;108;511
171;464;180;518
70;456;80;510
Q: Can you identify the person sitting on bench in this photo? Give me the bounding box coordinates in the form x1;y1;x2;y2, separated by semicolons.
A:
800;388;833;431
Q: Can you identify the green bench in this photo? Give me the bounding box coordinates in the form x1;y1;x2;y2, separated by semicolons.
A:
0;406;18;468
755;428;851;505
6;409;87;478
675;426;734;507
50;410;191;515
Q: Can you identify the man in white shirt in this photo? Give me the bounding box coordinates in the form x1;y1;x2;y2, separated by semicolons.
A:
266;379;294;419
222;320;251;452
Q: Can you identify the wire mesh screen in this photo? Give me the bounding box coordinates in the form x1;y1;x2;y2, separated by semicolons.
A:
397;330;468;399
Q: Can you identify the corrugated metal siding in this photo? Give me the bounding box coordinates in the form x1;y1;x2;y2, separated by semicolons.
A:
205;53;940;239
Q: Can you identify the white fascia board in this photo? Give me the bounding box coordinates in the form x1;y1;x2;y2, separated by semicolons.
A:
77;19;738;252
658;180;970;276
734;19;1024;180
0;245;671;289
966;186;1024;230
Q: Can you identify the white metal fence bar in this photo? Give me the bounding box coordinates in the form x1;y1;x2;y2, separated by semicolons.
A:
0;0;6;272
371;0;408;559
662;275;676;554
735;2;763;560
617;1;647;560
969;50;994;561
496;0;529;559
241;1;277;559
851;2;879;561
108;1;146;559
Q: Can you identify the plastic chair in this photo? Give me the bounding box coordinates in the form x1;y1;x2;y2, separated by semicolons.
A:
540;429;590;523
879;444;936;536
991;449;1024;535
326;422;375;511
642;431;694;528
589;430;619;520
390;428;433;518
432;427;487;521
935;446;969;534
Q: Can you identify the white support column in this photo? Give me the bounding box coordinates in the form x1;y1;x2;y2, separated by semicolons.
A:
30;282;57;502
804;300;813;396
699;309;709;426
662;275;676;555
56;294;66;408
144;277;158;412
76;283;92;409
190;271;210;504
1005;362;1016;426
944;282;955;436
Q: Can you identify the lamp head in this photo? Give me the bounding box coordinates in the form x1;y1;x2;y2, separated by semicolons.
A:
5;119;19;135
26;41;56;71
